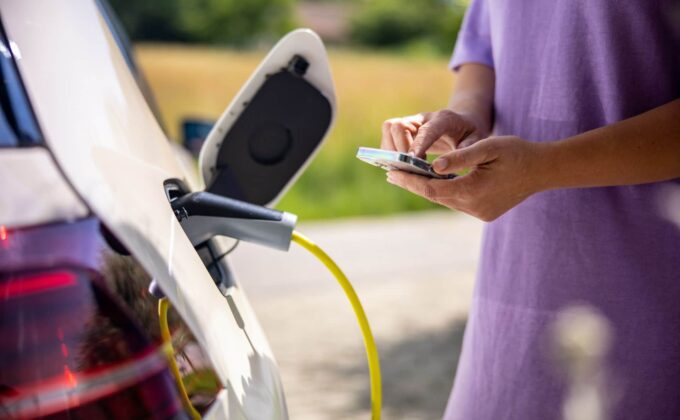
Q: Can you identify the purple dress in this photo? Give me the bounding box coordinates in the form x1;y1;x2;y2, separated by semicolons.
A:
445;1;680;419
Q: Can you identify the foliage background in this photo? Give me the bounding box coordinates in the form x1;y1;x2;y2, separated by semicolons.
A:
109;0;295;45
110;0;465;52
350;0;465;55
111;0;467;219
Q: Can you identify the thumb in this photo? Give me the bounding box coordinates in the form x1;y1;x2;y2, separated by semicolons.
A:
457;133;483;149
432;139;497;174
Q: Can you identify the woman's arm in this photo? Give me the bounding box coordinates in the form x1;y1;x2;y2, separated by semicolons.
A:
542;99;680;189
380;63;494;155
386;99;680;221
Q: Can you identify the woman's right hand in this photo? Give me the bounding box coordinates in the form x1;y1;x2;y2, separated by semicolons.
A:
380;109;484;158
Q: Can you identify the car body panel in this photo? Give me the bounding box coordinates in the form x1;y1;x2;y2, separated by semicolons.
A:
2;0;291;417
0;147;88;228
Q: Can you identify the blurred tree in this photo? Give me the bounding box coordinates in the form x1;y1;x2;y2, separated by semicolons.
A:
177;0;295;45
108;0;295;45
349;0;465;54
108;0;189;42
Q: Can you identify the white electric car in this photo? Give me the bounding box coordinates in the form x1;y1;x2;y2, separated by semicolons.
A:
0;0;336;418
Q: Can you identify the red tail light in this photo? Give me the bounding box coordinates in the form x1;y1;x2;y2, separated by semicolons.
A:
0;271;77;299
0;219;188;419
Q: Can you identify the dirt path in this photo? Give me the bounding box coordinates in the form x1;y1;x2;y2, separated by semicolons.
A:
228;211;483;419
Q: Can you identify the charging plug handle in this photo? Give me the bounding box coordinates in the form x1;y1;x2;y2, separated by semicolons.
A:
172;192;297;251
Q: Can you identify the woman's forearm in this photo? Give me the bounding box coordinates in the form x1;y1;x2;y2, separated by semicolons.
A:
448;63;495;137
541;99;680;190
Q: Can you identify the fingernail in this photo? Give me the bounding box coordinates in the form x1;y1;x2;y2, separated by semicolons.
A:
433;158;447;172
386;172;395;183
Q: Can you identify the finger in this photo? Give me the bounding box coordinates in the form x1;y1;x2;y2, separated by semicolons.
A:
432;139;498;174
381;120;397;151
405;130;415;148
388;167;481;203
386;171;449;203
390;123;414;152
402;121;418;132
409;113;428;128
410;120;447;158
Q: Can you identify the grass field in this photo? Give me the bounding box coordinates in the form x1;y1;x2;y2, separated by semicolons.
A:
136;44;456;219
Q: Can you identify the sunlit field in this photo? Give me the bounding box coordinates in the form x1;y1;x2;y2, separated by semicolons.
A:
137;44;455;219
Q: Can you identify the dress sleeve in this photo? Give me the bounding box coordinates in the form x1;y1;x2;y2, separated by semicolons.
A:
449;0;494;71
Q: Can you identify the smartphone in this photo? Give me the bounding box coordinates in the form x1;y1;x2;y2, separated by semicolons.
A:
356;147;455;179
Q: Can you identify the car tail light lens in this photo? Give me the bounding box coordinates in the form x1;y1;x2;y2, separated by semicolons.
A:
0;220;188;419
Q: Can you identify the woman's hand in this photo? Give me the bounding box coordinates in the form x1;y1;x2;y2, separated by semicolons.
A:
386;136;549;221
381;109;486;157
380;64;495;157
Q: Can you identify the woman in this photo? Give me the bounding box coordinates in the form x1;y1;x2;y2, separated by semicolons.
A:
380;1;680;418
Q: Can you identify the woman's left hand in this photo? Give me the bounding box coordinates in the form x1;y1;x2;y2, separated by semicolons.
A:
387;136;550;221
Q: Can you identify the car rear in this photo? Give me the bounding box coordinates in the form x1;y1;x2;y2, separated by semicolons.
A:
0;10;195;420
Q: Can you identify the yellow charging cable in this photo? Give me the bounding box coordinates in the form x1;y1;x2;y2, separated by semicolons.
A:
292;230;382;420
159;231;382;419
159;298;201;420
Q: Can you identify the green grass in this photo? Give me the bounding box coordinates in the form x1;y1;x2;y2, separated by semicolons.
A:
136;44;456;219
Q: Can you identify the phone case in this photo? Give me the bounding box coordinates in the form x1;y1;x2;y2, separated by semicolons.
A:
356;147;456;179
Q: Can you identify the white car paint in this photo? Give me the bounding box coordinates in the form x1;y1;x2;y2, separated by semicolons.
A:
0;148;88;228
1;0;336;418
